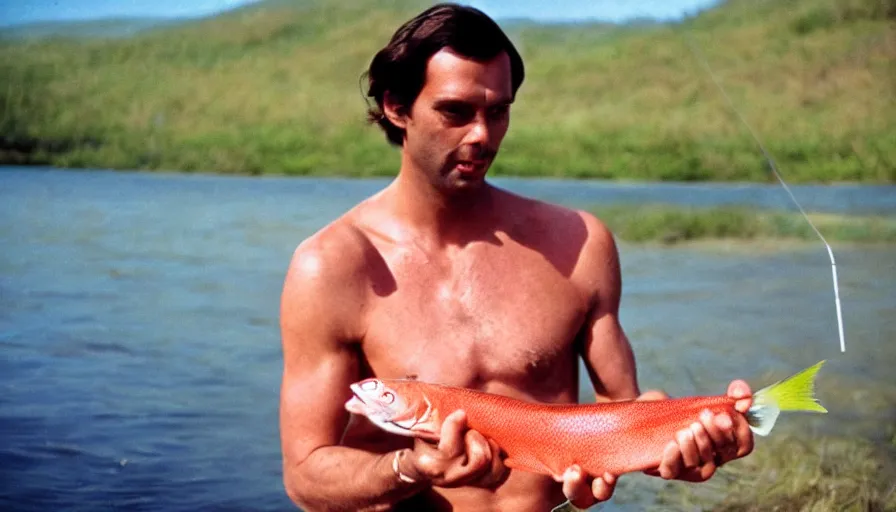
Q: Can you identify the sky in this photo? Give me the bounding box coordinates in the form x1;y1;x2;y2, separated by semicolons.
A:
0;0;722;27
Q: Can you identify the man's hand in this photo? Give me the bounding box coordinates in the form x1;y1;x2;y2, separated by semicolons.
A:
557;465;617;510
647;379;755;482
559;380;756;507
401;410;508;488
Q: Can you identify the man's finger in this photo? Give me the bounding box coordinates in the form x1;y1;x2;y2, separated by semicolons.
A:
462;429;490;475
690;421;714;466
561;465;596;509
699;409;732;448
697;462;717;481
438;410;468;459
638;389;669;401
591;472;617;502
730;413;754;460
441;439;485;485
676;428;699;468
712;412;736;444
658;441;683;480
684;462;717;482
485;439;509;487
727;380;753;414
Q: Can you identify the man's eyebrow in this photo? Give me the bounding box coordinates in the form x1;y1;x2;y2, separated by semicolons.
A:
431;96;513;108
432;98;471;108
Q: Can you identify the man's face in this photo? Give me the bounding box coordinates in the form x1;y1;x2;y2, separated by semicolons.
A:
392;48;513;193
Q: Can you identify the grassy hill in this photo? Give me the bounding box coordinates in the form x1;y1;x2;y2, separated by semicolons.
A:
1;0;893;182
0;17;185;41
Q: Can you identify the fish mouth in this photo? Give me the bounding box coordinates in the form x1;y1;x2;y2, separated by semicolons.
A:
344;383;371;416
345;382;396;420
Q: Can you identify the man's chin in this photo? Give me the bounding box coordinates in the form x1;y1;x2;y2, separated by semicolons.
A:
445;171;488;192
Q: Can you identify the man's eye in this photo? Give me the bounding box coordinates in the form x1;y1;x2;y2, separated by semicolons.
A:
441;105;472;121
489;105;509;119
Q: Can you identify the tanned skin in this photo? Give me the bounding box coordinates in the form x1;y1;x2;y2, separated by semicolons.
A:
279;49;754;512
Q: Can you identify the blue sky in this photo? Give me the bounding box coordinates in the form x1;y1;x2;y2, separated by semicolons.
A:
0;0;722;27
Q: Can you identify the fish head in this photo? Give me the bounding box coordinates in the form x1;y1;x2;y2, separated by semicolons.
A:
345;378;440;441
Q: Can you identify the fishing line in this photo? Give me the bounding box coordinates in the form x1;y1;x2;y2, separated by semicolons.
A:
681;33;846;354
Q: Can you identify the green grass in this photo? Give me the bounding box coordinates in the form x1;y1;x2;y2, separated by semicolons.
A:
653;434;896;511
1;0;894;181
589;205;896;244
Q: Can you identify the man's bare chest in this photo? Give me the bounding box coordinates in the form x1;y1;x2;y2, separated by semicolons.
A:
360;241;590;394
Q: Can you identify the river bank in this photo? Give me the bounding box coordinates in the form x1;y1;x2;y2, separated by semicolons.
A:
590;205;896;244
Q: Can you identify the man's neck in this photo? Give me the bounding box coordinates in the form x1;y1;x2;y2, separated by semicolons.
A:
386;167;498;248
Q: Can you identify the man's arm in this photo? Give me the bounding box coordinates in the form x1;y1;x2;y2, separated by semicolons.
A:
279;233;426;511
279;227;505;512
561;212;754;508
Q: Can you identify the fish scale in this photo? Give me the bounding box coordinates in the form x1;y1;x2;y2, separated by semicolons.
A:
385;383;741;477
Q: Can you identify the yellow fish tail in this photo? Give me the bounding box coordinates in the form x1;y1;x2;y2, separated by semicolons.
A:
746;360;828;437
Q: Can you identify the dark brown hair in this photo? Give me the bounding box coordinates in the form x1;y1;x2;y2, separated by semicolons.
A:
363;3;525;146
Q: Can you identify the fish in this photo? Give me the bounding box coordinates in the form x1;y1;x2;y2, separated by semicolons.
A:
344;361;828;481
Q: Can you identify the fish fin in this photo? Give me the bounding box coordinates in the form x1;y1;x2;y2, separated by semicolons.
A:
746;360;828;437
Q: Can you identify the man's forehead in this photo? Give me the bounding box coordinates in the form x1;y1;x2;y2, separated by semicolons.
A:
421;48;513;102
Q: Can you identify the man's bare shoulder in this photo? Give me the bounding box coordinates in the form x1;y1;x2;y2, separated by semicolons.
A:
287;217;374;285
281;210;382;342
497;187;616;251
496;188;618;294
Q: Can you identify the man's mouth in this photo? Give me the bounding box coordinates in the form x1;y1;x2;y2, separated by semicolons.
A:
455;159;488;174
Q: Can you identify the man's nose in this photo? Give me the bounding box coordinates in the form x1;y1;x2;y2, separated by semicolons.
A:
465;116;490;146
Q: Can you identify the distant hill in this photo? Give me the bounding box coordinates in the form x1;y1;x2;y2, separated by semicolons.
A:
1;0;893;182
0;17;186;41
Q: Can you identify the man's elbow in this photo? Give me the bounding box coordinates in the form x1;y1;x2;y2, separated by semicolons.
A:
283;465;317;511
283;471;301;507
283;465;351;512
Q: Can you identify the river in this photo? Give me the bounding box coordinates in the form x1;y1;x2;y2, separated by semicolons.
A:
1;167;894;511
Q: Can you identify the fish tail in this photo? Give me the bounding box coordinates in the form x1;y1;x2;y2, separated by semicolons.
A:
746;360;828;437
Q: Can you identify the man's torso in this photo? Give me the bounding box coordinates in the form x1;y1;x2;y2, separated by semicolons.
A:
325;186;601;511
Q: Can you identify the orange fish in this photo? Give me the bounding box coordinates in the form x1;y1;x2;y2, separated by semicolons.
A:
344;361;827;481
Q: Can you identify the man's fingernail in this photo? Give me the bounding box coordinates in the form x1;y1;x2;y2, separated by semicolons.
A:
700;409;713;422
715;414;732;429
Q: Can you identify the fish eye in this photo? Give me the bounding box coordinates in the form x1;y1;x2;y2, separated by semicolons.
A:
381;391;394;404
360;380;378;391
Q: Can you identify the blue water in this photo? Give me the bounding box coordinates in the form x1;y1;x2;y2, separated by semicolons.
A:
2;167;894;511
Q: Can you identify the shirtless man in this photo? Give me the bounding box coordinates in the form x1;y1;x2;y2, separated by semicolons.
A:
279;4;754;511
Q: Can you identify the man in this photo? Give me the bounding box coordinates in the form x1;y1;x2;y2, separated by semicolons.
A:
279;4;754;511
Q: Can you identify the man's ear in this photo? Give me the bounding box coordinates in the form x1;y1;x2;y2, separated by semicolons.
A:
383;92;409;130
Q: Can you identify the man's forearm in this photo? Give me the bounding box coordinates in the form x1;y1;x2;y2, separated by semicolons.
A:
285;447;429;512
